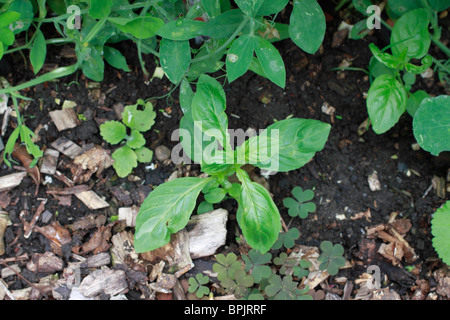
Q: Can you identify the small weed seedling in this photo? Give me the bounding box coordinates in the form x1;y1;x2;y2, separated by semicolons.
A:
431;200;450;266
188;273;210;298
100;99;156;178
318;241;346;276
283;186;316;219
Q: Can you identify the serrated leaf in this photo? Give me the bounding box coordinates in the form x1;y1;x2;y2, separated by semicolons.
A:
122;99;156;132
431;201;450;265
112;145;137;178
134;177;211;252
126;130;146;149
367;74;407;134
100;120;127;144
135;147;153;163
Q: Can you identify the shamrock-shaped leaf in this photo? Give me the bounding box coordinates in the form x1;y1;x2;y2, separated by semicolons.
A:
265;274;299;300
318;241;346;276
292;260;311;279
213;253;242;281
242;249;272;283
283;186;316;218
271;228;301;250
243;289;265;300
219;270;254;298
188;273;210;298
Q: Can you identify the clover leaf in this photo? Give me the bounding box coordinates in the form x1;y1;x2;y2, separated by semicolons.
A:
283;186;316;218
318;241;346;275
242;249;273;283
213;253;242;281
188;273;210;298
271;228;300;250
264;274;299;300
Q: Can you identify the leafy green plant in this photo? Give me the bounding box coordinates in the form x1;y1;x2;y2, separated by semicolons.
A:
318;241;346;276
100;99;155;178
347;1;450;156
431;200;450;265
271;228;301;250
188;273;211;298
134;75;331;254
283;186;316;219
242;249;273;283
264;274;311;300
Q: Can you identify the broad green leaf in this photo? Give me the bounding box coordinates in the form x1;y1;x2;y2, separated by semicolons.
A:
0;27;15;46
367;74;407;134
406;90;429;117
111;16;164;39
226;34;255;83
235;0;264;16
257;0;288;15
187;45;225;80
369;43;403;70
242;249;272;283
197;201;214;214
135;147;153;163
179;79;194;114
201;0;221;18
254;36;285;88
428;0;450;11
204;187;227;204
237;118;330;172
289;0;326;54
112;145;137;178
391;9;430;59
156;19;205;40
413;95;450;156
404;55;433;74
0;11;20;29
0;44;3;61
9;0;33;34
103;46;131;72
122;99;156;132
349;19;370;40
191;74;229;146
30;30;46;74
387;0;423;17
198;9;246;39
134;177;211;252
89;0;113;19
81;46;105;82
100;120;127;144
236;169;281;253
19;125;43;159
431;201;450;265
159;38;191;84
126;130;146;149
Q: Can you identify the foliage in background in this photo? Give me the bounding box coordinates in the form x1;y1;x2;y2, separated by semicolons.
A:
431;201;450;266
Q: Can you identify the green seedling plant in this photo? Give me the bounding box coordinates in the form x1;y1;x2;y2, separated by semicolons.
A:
431;200;450;266
188;273;211;298
134;74;331;254
283;186;316;219
345;1;450;156
99;99;155;178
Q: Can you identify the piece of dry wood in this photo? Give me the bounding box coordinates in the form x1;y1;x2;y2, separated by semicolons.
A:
187;209;228;259
118;206;138;227
75;190;109;210
20;199;47;239
0;172;27;192
49;108;80;131
78;267;128;298
51;137;82;159
26;252;64;273
40;148;59;175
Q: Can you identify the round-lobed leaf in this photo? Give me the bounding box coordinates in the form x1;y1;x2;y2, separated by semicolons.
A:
431;201;450;265
100;120;127;145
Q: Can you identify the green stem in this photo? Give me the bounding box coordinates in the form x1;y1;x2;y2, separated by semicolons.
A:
5;38;71;55
82;17;107;45
11;96;22;126
191;16;251;64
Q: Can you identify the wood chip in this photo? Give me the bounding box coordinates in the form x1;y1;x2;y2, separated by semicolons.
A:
49;108;80;131
26;252;64;273
78;268;128;298
40;149;59;175
118;206;138;227
51;137;82;159
0;172;27;192
75;190;109;210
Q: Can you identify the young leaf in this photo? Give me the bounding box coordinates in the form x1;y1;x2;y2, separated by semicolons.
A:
126;130;146;149
367;74;407;134
254;36;286;88
226;34;255;83
242;249;272;283
406;90;429;117
318;241;346;276
122;99;156;132
103;46;131;72
30;30;46;74
282;186;316;219
431;201;450;265
89;0;113;19
204;187;227;204
234;0;264;17
289;0;326;54
213;253;242;281
100;120;127;145
111;16;165;39
413;95;450;156
271;228;300;250
159;38;191;84
197;201;214;214
236;169;281;253
112;145;138;178
257;0;289;16
198;9;246;39
390;8;430;60
188;273;210;298
0;11;21;29
80;46;104;82
265;274;299;300
135;147;153;163
156;19;205;40
134;177;212;252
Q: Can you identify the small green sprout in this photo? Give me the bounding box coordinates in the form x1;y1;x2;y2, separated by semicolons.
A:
283;186;316;219
188;273;210;298
242;249;272;283
271;228;301;250
318;241;346;276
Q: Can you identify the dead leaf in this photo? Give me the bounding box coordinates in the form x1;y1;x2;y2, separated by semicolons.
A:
35;221;72;256
72;224;113;255
351;208;371;222
11;144;40;193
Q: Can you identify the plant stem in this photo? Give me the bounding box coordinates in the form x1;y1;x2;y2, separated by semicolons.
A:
5;38;71;55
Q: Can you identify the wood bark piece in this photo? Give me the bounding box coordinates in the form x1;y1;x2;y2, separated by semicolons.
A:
118;206;138;227
187;209;228;259
0;172;27;192
75;190;109;210
26;252;64;273
78;267;128;298
51;137;82;159
49;108;80;131
40;149;59;175
110;230;140;267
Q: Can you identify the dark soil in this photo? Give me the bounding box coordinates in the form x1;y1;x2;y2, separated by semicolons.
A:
0;2;449;300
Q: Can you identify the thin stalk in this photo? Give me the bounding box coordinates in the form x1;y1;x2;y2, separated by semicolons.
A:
5;38;71;55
